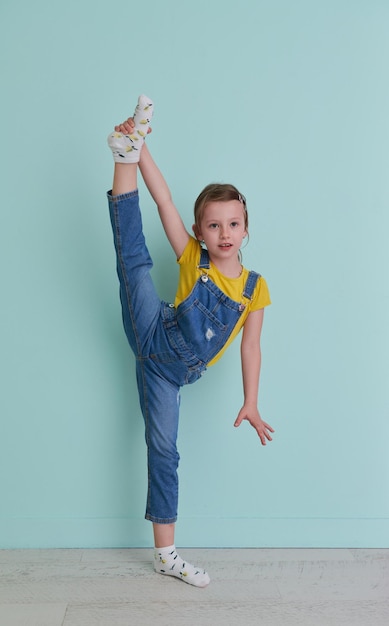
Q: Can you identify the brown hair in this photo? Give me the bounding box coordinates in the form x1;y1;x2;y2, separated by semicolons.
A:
193;183;249;232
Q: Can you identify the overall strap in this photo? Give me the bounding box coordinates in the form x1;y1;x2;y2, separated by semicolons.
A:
198;247;211;270
243;271;261;300
198;247;259;302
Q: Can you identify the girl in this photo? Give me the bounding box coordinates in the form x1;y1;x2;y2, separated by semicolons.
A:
107;95;274;587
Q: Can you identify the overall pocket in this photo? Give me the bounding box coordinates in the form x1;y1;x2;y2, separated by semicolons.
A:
173;278;242;364
176;298;228;364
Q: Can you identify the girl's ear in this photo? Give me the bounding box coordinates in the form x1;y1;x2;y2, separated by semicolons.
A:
192;224;202;240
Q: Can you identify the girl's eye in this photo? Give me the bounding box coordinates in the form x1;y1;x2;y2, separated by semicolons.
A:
209;223;219;229
231;222;239;228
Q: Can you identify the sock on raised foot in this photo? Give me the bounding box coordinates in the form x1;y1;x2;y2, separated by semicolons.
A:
107;94;154;163
154;544;210;588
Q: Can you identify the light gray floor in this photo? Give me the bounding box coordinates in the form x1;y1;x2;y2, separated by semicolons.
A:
0;548;388;625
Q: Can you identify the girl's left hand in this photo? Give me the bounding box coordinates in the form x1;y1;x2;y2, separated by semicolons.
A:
234;405;274;446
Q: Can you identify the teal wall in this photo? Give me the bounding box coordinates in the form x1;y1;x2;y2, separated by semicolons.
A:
1;0;388;548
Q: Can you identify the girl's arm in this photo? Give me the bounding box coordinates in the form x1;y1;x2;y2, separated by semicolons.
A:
234;309;274;445
139;144;190;258
114;118;190;258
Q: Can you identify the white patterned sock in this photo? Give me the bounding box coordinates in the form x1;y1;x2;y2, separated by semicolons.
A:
154;544;210;588
107;94;154;163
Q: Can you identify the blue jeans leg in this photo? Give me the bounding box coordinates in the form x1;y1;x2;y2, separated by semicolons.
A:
108;189;161;356
108;189;181;523
137;358;180;523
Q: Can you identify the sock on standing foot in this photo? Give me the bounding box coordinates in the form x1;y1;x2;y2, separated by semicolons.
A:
154;544;210;588
107;94;154;163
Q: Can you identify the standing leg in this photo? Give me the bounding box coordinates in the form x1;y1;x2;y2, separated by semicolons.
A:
137;358;210;587
153;523;175;548
136;359;181;524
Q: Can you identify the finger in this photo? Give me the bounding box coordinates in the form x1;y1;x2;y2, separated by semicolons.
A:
234;415;244;427
256;424;273;444
263;422;275;433
259;426;273;441
258;432;267;445
114;119;150;136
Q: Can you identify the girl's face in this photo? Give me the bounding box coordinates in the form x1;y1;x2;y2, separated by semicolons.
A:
194;200;248;263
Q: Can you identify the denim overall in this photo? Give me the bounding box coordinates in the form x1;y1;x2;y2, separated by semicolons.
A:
108;190;259;524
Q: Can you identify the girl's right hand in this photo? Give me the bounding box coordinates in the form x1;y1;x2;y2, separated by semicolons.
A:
115;117;152;135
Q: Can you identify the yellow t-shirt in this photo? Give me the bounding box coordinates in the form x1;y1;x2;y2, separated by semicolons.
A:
174;237;271;365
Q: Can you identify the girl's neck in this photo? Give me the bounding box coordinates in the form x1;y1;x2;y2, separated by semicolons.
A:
209;255;243;278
